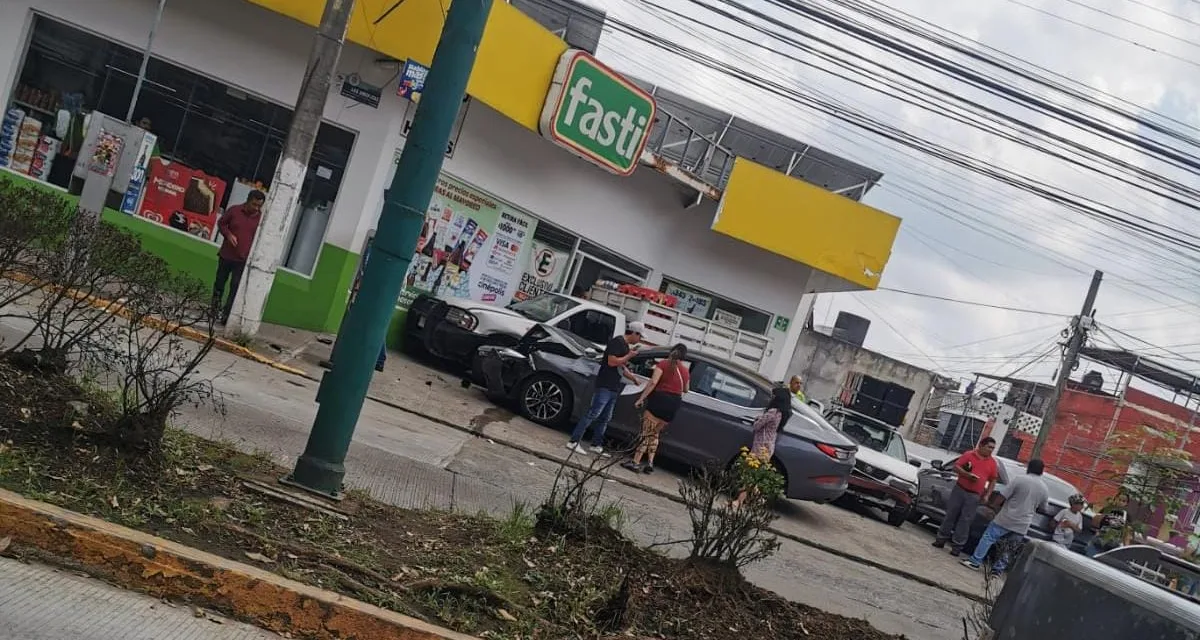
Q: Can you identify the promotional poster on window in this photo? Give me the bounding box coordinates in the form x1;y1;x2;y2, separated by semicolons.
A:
136;158;227;240
399;176;538;309
514;240;570;302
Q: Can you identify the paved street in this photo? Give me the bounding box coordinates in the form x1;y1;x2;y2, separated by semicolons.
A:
0;315;983;640
266;324;983;596
0;557;282;640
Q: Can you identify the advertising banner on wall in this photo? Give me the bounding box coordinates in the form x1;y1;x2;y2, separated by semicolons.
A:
398;175;539;309
397;59;429;102
515;240;570;301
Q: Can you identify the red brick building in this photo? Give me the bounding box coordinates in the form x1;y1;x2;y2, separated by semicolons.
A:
1010;348;1200;546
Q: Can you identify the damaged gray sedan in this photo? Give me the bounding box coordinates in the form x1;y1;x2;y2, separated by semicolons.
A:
469;324;858;503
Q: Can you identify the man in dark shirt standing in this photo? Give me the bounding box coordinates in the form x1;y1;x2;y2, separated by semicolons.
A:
567;321;644;456
212;190;265;325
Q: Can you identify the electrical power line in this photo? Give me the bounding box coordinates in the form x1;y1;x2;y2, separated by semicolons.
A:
593;0;1200;314
999;0;1200;68
875;287;1071;316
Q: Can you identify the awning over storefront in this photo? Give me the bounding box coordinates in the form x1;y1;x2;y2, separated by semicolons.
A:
246;0;566;129
245;0;900;292
716;158;900;291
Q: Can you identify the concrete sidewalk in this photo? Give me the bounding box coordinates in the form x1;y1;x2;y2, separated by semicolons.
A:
0;557;282;640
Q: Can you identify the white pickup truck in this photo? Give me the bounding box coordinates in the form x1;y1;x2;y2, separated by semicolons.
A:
404;292;627;366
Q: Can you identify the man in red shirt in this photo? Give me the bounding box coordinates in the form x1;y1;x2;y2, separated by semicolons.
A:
212;190;265;325
933;436;1000;556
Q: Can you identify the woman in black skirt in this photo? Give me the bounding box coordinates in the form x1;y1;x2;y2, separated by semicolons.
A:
623;343;690;474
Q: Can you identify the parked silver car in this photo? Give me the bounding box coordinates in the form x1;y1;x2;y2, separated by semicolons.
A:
471;324;859;502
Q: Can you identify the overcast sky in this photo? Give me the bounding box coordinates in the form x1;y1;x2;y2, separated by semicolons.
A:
583;0;1200;395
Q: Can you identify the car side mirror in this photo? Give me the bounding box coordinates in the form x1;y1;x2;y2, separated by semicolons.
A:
910;460;921;468
931;459;944;470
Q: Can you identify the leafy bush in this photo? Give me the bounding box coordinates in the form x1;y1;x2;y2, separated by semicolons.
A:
680;464;781;569
0;182;73;325
732;446;786;501
0;178;218;452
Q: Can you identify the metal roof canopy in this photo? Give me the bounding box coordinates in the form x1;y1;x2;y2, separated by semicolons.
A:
509;0;883;200
631;82;883;200
1079;346;1200;397
509;0;604;54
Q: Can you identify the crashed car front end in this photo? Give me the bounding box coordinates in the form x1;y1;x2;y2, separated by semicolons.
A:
471;324;600;404
474;343;534;402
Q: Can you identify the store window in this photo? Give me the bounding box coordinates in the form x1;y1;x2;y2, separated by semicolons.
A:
659;277;772;335
567;239;649;297
3;15;355;275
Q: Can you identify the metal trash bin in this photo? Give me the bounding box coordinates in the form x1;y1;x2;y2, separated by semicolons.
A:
989;541;1200;639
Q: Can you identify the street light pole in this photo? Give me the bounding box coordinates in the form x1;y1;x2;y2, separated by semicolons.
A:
286;0;494;497
1031;269;1103;460
226;0;356;336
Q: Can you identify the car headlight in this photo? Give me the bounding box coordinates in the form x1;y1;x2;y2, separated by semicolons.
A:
445;307;478;331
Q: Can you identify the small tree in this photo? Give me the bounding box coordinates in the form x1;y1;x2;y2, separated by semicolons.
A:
1100;428;1196;545
0;182;74;327
86;260;219;453
679;449;783;570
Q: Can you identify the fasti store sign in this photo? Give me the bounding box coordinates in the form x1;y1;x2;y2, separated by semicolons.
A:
539;50;656;176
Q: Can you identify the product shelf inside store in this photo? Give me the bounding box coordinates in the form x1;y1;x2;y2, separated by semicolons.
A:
10;100;57;118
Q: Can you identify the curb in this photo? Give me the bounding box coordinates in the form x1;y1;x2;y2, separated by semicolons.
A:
0;488;476;640
5;271;307;378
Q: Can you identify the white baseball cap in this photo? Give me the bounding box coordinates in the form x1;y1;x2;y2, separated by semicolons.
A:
627;321;646;335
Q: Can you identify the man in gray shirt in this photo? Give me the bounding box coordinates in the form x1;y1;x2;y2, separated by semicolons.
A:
962;459;1050;573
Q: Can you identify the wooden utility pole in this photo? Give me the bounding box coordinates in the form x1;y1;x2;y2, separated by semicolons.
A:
1032;270;1103;460
226;0;356;336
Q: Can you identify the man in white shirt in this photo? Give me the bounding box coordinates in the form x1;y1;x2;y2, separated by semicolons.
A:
1053;494;1087;548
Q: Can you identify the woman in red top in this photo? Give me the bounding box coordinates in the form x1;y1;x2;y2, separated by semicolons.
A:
623;344;690;474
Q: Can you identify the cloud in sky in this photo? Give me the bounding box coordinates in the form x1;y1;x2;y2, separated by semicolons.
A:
586;0;1200;391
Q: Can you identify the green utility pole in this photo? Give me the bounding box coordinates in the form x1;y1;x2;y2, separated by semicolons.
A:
286;0;494;496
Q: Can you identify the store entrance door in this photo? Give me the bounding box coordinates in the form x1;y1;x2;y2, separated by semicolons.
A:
566;253;642;297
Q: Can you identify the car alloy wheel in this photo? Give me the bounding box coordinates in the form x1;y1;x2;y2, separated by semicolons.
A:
523;378;565;423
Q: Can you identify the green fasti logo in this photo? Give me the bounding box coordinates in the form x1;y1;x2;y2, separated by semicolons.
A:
539;50;656;176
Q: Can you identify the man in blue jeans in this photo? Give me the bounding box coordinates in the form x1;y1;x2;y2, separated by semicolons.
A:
962;458;1050;574
567;321;645;456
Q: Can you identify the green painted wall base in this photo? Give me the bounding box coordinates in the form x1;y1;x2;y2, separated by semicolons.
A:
1;171;357;333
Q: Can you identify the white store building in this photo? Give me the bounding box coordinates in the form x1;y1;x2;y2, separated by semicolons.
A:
0;0;900;379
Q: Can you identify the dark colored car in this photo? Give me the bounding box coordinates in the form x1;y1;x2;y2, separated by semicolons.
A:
825;407;920;527
914;455;1097;553
472;324;859;503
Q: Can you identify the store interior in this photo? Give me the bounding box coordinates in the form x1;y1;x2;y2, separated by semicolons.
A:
2;14;355;274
